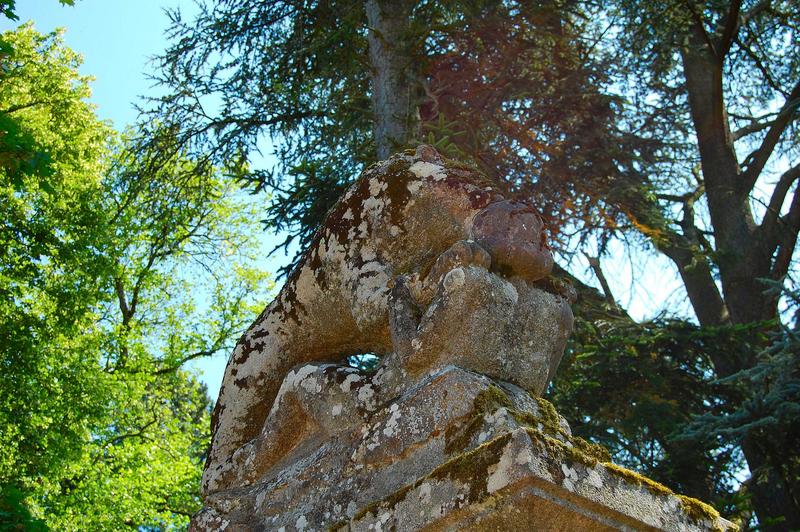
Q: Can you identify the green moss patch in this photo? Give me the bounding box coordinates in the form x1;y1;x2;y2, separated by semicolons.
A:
444;385;512;454
571;436;612;463
677;495;726;529
431;432;513;502
353;432;513;523
523;427;603;469
533;397;562;434
604;463;725;527
603;463;674;497
443;385;613;469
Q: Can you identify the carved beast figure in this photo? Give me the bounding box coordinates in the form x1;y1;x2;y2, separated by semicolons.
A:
203;145;574;495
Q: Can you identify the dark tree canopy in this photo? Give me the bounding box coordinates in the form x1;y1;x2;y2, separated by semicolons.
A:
142;0;636;276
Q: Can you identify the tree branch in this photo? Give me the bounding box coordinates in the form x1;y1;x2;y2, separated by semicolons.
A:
716;0;742;58
685;3;719;59
733;32;785;95
611;174;728;326
771;187;800;281
114;277;131;323
732;118;775;141
585;254;617;306
740;80;800;192
738;0;772;28
2;100;46;114
154;347;222;375
759;163;800;247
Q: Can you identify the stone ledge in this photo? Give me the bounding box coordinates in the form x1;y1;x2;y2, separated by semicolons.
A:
191;365;735;532
343;428;734;532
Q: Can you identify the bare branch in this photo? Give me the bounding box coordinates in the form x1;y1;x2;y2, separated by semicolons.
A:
733;32;784;95
716;0;742;58
759;163;800;245
585;254;617;305
740;80;800;192
732;118;775;141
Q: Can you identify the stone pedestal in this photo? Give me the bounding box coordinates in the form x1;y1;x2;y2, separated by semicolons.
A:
191;364;734;531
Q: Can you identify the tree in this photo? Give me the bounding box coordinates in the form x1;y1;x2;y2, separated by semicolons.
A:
591;2;800;526
145;0;799;527
141;0;624;275
0;25;269;529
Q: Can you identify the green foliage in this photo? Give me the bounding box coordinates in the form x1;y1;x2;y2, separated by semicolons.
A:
549;283;800;523
142;0;634;276
0;485;46;531
0;25;270;529
680;282;800;511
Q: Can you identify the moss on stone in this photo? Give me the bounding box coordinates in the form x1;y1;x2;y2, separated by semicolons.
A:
676;495;725;528
442;157;480;172
352;408;728;531
443;385;614;472
431;432;514;502
351;483;415;523
476;384;515;411
571;436;612;463
326;519;349;532
522;427;602;468
533;397;562;434
524;429;728;529
603;463;727;526
603;462;674;497
444;385;512;454
353;432;513;523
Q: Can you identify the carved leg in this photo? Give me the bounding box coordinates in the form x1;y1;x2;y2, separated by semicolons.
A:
388;276;421;362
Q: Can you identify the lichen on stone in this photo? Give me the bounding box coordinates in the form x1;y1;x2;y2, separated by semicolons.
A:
354;432;514;524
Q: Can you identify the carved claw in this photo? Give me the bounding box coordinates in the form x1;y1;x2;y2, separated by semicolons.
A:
422;240;491;300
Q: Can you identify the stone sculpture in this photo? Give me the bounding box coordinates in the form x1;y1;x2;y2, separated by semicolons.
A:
203;145;574;495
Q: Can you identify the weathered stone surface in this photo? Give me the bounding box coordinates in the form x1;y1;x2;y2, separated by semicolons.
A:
389;265;572;394
204;145;571;496
470;199;554;282
190;365;734;531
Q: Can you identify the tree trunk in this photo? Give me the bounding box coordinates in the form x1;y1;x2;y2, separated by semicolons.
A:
365;0;420;159
740;435;800;530
680;24;800;529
